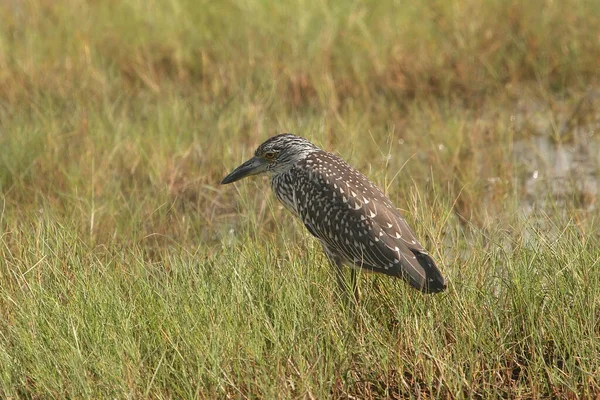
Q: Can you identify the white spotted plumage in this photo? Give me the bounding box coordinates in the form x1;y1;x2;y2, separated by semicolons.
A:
226;133;446;294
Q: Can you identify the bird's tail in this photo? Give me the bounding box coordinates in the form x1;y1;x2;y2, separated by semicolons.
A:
406;250;447;294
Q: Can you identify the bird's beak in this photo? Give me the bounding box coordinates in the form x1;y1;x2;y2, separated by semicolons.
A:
221;156;267;184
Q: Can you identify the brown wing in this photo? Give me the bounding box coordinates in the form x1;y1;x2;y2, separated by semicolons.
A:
294;151;446;293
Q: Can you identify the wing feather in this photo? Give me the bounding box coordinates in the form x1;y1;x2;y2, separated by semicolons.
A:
292;151;446;293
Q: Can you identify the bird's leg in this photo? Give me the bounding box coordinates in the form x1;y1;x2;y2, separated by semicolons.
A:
349;268;358;301
334;261;360;305
321;243;360;303
333;258;360;303
333;259;347;294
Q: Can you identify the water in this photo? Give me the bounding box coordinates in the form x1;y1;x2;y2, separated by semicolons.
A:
511;90;600;214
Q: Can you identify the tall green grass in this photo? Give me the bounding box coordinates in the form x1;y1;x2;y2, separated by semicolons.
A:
1;0;599;397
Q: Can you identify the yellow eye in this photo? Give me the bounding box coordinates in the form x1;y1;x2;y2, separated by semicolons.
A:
264;152;276;160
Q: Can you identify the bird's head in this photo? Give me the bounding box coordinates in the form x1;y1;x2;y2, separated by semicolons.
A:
221;133;318;184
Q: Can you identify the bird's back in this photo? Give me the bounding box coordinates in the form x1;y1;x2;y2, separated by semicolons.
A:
272;150;446;293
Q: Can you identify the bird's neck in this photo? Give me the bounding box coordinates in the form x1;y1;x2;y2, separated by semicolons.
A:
270;169;298;216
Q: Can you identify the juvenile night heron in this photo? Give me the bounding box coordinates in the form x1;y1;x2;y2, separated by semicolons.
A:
221;134;446;294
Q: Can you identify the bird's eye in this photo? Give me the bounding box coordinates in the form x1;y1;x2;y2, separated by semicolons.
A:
264;152;276;160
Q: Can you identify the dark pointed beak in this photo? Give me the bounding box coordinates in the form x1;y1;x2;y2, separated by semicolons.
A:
221;156;267;184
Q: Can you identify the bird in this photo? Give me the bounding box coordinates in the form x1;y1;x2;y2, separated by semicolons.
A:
221;133;446;294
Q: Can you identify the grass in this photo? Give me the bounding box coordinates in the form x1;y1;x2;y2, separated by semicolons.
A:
1;0;599;398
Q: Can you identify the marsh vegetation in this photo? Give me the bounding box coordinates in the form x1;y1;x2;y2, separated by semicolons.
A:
0;0;599;397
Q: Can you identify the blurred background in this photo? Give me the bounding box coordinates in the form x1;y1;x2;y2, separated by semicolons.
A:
0;0;599;398
1;0;598;241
